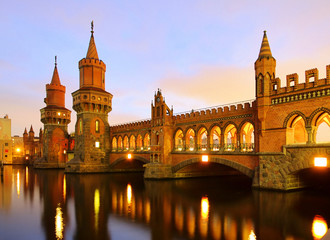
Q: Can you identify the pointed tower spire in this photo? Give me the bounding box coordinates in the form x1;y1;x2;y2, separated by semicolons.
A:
51;56;61;85
258;31;273;60
86;21;99;59
24;128;27;134
29;125;34;133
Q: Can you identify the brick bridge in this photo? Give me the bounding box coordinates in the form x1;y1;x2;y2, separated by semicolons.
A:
108;32;330;190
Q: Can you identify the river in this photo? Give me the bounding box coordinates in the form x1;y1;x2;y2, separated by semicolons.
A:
0;165;329;240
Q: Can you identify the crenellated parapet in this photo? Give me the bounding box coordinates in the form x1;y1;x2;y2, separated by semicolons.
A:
110;119;151;134
78;58;106;70
269;65;330;105
173;100;256;124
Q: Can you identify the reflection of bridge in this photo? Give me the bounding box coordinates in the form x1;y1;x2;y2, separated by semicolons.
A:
109;32;330;190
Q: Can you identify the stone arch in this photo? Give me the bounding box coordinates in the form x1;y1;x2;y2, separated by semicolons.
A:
136;134;143;150
129;134;136;150
309;107;330;126
143;132;150;149
123;135;129;150
223;122;238;151
172;157;254;178
184;128;196;151
209;123;221;151
117;136;123;150
111;136;117;151
196;125;208;150
109;155;150;168
239;120;255;152
173;127;184;139
283;111;308;128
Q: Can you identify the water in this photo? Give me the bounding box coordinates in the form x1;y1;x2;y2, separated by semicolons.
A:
0;165;329;240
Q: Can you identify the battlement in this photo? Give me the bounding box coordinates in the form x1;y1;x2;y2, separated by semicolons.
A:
110;119;151;133
270;65;330;96
46;83;65;92
173;100;256;122
78;58;106;70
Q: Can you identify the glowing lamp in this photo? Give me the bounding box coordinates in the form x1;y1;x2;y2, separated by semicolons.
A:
95;141;100;148
312;215;328;239
127;153;132;160
63;150;66;154
57;112;61;116
16;148;21;153
25;156;29;160
202;155;209;162
314;157;327;167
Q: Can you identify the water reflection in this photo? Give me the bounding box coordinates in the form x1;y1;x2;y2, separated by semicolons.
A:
1;166;330;240
312;215;328;239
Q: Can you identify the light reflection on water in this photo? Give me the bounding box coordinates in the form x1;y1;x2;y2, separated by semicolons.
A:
0;165;330;240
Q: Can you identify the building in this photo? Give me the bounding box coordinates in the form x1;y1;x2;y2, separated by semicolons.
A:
33;24;330;190
34;56;71;168
0;115;12;164
11;135;24;164
23;126;42;165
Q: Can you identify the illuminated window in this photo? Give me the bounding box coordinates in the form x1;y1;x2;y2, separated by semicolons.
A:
95;141;100;148
96;120;100;133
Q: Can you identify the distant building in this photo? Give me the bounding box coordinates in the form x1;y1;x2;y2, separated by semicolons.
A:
0;115;12;164
11;135;24;164
23;126;42;165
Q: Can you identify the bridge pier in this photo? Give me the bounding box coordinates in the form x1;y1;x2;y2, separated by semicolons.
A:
144;163;174;179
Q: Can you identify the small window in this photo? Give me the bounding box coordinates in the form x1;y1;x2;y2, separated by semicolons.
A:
157;107;160;117
5;155;7;158
290;81;295;87
5;143;8;146
96;120;100;133
79;119;83;134
273;84;277;91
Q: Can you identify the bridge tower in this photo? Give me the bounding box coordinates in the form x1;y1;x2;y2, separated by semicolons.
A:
255;31;276;151
66;22;113;173
36;57;71;168
145;89;174;178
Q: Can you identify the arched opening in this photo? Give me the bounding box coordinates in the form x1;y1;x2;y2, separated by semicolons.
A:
111;156;149;172
185;128;195;151
286;115;307;144
224;124;237;151
118;136;123;151
123;136;129;151
144;133;150;150
137;135;143;151
174;129;184;151
289;168;330;192
240;122;254;152
210;126;221;151
129;135;135;151
112;137;117;151
315;113;330;143
197;127;208;151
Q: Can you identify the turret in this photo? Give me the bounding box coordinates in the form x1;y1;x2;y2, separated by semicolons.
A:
29;125;34;139
78;21;106;90
255;31;276;98
23;128;28;142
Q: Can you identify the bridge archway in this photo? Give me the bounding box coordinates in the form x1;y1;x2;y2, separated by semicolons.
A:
117;136;123;151
112;137;117;151
110;155;150;171
239;121;255;152
137;134;143;150
185;128;195;151
172;157;254;178
174;128;184;151
197;126;207;151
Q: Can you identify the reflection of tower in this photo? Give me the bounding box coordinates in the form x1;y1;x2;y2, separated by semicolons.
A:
37;57;71;168
66;22;113;173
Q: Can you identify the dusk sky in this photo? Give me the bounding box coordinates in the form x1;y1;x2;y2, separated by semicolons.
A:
1;0;330;135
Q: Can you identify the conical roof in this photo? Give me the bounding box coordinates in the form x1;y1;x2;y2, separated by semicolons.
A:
51;58;61;85
24;128;27;135
86;23;99;59
258;31;273;59
29;125;34;133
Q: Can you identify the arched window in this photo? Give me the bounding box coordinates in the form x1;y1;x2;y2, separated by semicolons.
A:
185;128;195;151
95;120;100;133
123;136;129;150
240;122;254;152
137;135;143;150
286;115;307;145
210;126;221;151
174;129;183;151
144;133;150;150
129;135;136;151
197;127;207;151
112;137;117;151
315;113;330;143
224;124;237;151
118;136;123;150
79;119;83;134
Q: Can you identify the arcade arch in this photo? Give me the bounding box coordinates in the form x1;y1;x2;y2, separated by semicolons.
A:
240;122;254;152
224;124;237;151
174;129;184;151
197;127;207;151
210;125;221;151
185;128;195;151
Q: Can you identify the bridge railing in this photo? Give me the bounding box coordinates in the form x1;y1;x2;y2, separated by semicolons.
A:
111;146;151;153
173;143;255;153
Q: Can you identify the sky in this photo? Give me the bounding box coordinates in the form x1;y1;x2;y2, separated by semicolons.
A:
1;0;330;136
